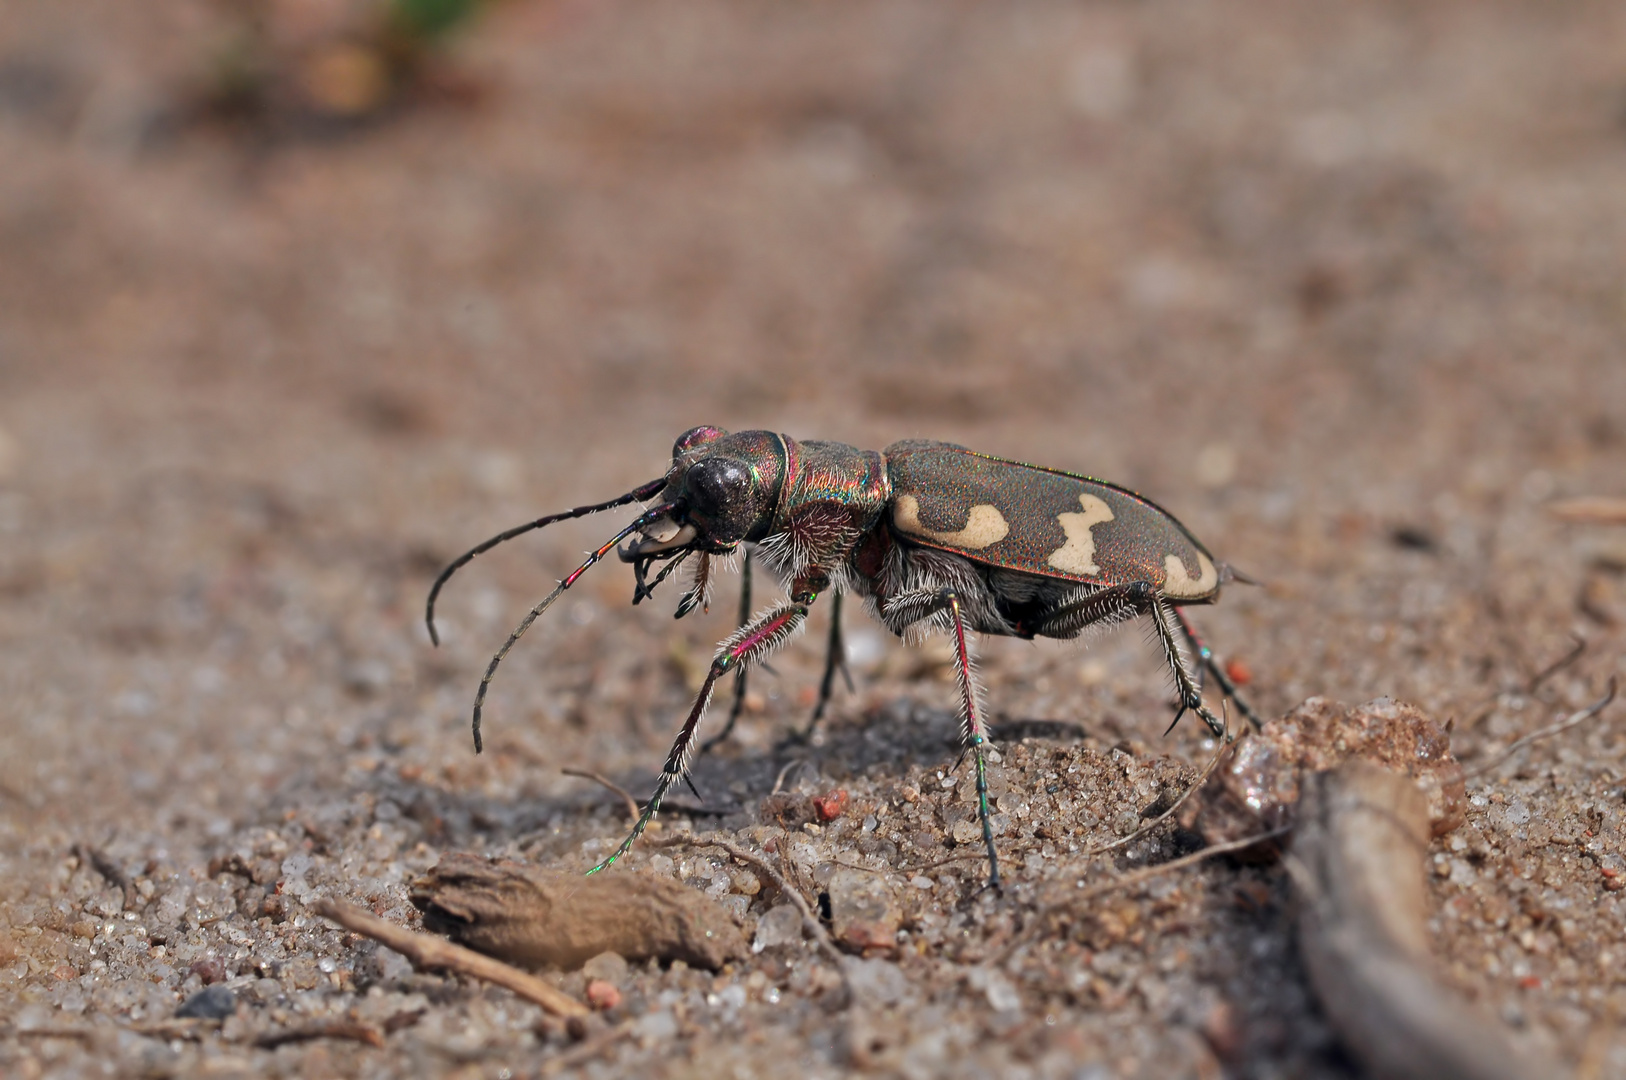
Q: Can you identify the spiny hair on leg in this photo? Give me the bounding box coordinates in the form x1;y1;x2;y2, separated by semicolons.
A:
716;602;810;663
1040;583;1140;641
1143;596;1196;698
664;679;720;787
676;553;715;615
950;631;991;745
878;547;1006;640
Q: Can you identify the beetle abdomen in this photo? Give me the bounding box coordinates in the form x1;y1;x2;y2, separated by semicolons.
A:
882;441;1220;601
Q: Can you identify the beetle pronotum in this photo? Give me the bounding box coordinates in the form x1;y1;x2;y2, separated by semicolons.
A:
427;428;1259;887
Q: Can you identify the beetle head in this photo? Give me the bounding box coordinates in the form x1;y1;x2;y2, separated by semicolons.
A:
619;428;787;562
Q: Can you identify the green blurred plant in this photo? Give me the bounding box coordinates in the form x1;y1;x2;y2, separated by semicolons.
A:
195;0;494;129
388;0;483;43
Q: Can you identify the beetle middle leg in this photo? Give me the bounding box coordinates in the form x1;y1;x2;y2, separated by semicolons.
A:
785;589;854;744
590;573;826;874
882;585;1002;890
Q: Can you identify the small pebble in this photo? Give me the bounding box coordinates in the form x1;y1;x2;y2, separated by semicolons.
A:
752;904;804;951
175;985;236;1020
582;951;629;984
189;958;228;985
586;979;622;1010
813;789;850;822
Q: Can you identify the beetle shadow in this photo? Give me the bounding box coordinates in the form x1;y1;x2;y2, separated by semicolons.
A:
248;684;1117;876
678;696;1100;807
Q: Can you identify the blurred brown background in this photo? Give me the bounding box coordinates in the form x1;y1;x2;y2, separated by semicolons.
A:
3;1;1626;1076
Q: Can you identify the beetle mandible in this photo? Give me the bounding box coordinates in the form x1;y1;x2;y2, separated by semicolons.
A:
425;427;1260;887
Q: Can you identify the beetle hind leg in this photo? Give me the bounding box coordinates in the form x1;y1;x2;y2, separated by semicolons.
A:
1172;607;1264;731
1031;581;1227;741
1145;594;1228;741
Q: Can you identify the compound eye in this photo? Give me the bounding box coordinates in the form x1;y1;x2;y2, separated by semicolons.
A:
686;458;751;520
672;426;728;461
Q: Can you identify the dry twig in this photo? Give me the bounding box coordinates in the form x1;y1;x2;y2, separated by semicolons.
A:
675;833;846;967
4;1026;97;1042
1078;706;1231;860
1462;679;1616;782
770;760;808;796
1463;636;1588;731
1549;496;1626;525
1068;826;1293;905
254;1020;385;1049
539;1021;635;1076
562;768;641;822
2;1018;225;1045
311;899;587;1018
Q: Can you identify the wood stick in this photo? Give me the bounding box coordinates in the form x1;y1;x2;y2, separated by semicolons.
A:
1080;705;1232;860
253;1020;385;1049
1461;680;1615;782
1549;496;1626;525
1068;826;1292;904
562;767;642;822
675;834;846;968
1290;763;1566;1080
311;899;588;1018
539;1021;635;1076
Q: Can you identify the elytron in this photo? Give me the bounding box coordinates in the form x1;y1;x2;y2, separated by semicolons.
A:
426;427;1257;886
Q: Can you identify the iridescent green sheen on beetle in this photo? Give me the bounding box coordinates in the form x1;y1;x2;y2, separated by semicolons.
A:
426;428;1259;889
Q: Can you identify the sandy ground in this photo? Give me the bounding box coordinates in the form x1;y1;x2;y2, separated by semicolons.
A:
2;0;1626;1076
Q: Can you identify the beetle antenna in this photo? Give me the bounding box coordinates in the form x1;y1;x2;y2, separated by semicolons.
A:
469;501;679;753
425;477;666;646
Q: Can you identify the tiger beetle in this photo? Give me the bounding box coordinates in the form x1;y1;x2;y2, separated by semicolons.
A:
425;427;1260;889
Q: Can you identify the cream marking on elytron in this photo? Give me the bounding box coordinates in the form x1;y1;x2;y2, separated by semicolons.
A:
892;495;1010;550
1161;550;1218;598
1047;493;1116;575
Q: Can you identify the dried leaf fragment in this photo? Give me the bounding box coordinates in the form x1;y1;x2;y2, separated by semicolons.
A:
410;853;747;971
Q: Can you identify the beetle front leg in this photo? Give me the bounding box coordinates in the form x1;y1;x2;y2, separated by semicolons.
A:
700;548;754;755
589;573;824;874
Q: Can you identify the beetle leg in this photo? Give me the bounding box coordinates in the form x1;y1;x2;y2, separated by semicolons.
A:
1172;607;1263;731
591;573;824;873
1145;592;1228;741
792;589;851;742
1031;582;1227;741
883;585;1001;890
700;549;753;755
940;589;1001;891
1027;581;1146;639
